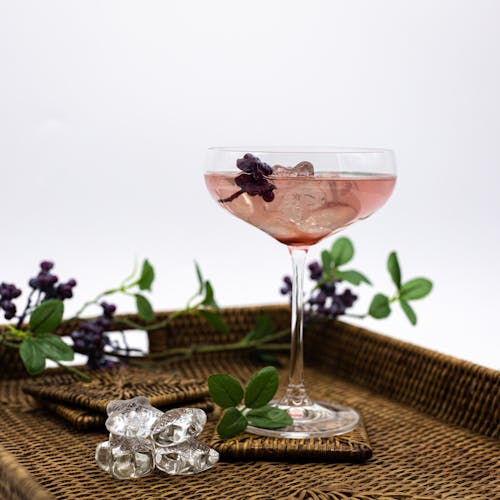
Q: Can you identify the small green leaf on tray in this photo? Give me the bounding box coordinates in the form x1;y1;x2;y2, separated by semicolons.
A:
387;251;401;289
199;309;229;333
335;269;372;286
216;407;248;439
246;405;293;429
368;293;391;319
400;299;417;325
244;366;279;409
29;299;64;334
330;237;354;266
19;338;46;375
399;278;433;301
137;259;155;291
135;294;155;321
208;373;244;408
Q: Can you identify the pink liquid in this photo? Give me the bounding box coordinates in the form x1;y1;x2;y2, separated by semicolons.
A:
205;172;396;247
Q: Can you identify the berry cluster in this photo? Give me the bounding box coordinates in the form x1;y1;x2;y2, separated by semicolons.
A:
29;261;77;301
0;283;22;320
220;153;276;203
280;261;358;319
71;302;117;369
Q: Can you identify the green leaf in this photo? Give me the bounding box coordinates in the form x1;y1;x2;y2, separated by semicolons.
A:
216;407;248;439
208;373;244;408
201;281;219;310
29;300;64;334
258;352;278;364
243;314;273;343
37;333;74;361
137;259;155;291
399;278;433;301
244;366;279;408
135;294;155;321
194;261;204;295
321;250;332;272
368;293;391;319
199;309;229;333
400;299;417;326
335;269;372;286
330;237;354;266
246;405;293;429
19;338;46;375
387;252;402;289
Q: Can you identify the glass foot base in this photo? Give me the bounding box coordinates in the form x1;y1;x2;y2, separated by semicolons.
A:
246;400;360;439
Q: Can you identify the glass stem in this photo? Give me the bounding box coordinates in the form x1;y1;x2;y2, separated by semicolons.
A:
280;247;312;407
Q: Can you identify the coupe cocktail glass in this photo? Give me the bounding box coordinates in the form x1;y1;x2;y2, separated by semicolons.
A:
204;147;396;438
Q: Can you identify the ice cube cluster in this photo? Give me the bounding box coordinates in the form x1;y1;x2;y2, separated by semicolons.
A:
95;396;219;479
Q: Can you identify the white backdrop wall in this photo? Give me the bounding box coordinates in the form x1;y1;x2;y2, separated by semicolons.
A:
1;0;499;368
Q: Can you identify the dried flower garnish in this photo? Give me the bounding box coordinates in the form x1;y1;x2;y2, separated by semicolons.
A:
219;153;276;203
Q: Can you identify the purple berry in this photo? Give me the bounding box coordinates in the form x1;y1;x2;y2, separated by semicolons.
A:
40;261;54;271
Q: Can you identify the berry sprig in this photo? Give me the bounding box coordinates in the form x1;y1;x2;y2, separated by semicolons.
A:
280;236;433;325
29;261;77;301
219;153;276;203
0;283;22;320
71;302;117;370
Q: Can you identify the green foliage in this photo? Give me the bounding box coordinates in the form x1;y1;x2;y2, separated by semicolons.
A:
135;294;155;322
246;406;293;429
191;262;228;333
29;300;64;334
216;407;248;439
400;299;417;325
241;314;274;344
330;237;354;266
244;366;279;408
19;333;74;375
334;269;371;286
369;293;391;319
208;374;244;408
387;252;401;289
137;259;155;291
199;310;229;333
310;236;432;327
399;278;433;301
209;366;291;439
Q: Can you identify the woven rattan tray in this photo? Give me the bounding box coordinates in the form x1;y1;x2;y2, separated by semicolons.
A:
0;305;499;499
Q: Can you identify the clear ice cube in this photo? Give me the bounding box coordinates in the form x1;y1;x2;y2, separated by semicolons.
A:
272;161;314;177
278;187;327;223
154;439;219;475
151;408;207;447
105;396;163;438
298;203;359;234
96;435;155;480
95;440;112;473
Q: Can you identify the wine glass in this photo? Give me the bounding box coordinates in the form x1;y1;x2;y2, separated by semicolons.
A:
204;147;397;438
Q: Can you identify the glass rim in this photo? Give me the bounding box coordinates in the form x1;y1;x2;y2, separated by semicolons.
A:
207;146;394;155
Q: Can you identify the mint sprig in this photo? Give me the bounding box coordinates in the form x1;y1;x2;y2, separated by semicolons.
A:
367;251;433;325
209;366;292;439
293;237;432;326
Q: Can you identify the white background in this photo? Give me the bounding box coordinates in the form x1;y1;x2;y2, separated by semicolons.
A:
1;1;499;369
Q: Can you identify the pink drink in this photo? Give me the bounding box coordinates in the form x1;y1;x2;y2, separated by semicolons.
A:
205;172;396;247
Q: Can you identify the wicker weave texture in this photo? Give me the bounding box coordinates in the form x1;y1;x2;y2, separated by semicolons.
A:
0;305;499;499
1;357;499;499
